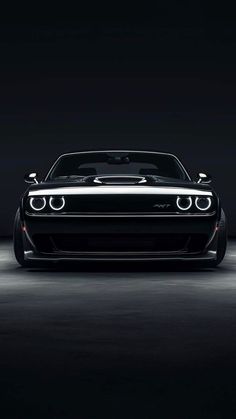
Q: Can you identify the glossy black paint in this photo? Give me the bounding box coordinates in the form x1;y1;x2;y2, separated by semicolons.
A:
18;151;221;262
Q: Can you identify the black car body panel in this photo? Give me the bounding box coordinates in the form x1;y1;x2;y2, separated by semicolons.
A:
18;150;221;262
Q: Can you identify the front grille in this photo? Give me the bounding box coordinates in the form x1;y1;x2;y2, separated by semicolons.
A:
33;233;208;254
58;195;178;213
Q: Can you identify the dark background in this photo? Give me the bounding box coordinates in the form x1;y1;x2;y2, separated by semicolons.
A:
0;8;235;235
1;9;236;419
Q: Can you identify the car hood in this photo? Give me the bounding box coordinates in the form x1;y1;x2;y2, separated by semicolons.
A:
27;177;214;196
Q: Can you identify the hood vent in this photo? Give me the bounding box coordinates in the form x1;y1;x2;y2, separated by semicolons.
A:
93;176;147;185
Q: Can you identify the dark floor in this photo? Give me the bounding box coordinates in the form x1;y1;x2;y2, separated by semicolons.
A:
0;241;236;418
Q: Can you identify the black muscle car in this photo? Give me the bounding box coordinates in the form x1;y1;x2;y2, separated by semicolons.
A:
14;150;227;267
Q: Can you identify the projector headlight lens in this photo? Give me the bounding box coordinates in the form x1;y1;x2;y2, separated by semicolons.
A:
29;197;46;211
49;196;65;211
195;197;212;211
176;196;192;211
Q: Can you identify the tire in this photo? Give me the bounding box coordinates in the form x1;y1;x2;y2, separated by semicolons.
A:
215;209;227;266
200;209;227;269
13;209;32;267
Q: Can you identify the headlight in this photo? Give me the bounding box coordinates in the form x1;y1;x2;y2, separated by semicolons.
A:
49;196;65;211
29;197;46;211
176;196;192;211
195;197;212;211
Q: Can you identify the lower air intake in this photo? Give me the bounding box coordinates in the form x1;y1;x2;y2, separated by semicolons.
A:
33;233;208;254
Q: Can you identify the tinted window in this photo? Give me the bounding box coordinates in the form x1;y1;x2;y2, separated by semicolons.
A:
48;152;188;181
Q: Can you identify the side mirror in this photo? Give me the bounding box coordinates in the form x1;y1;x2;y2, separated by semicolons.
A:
24;172;39;184
197;172;212;184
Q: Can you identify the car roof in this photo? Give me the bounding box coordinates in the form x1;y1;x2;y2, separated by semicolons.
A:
58;150;179;159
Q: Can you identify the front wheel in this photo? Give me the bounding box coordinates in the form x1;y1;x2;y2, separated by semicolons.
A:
201;209;227;269
13;209;34;267
215;209;227;266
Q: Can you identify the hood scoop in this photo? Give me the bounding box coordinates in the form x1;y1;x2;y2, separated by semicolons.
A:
93;175;147;185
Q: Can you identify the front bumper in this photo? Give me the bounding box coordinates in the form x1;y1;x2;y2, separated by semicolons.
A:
22;212;218;262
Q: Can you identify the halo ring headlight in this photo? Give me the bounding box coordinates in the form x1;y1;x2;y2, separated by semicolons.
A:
49;196;65;211
176;196;192;211
29;197;46;211
195;197;212;211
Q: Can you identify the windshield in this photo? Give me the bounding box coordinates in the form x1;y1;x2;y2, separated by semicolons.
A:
47;152;189;181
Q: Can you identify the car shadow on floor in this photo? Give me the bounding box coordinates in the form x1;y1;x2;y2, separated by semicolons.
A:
23;260;231;274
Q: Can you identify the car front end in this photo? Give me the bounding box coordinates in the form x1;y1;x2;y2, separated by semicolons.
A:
21;180;220;263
